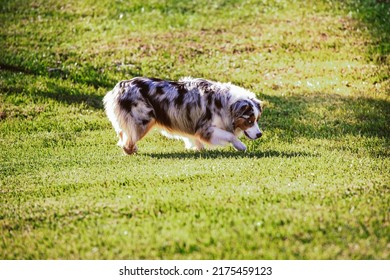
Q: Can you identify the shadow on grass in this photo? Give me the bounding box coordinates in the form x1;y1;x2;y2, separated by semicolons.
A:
34;83;390;141
133;90;389;159
42;81;105;110
345;0;390;64
143;149;315;159
0;65;117;110
261;93;390;140
0;62;134;110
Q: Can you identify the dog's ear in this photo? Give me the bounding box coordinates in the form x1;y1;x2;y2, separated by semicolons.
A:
251;98;265;113
231;100;250;118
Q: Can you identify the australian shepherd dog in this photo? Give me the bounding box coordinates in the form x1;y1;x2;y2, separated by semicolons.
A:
103;77;264;154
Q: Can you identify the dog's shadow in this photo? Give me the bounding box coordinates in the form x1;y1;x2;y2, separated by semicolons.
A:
142;149;316;159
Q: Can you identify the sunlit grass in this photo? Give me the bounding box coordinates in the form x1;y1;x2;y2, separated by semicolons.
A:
0;0;389;259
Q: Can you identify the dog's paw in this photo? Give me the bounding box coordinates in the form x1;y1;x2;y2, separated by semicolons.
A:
184;139;205;151
233;141;247;151
186;145;205;152
195;140;205;151
123;145;138;155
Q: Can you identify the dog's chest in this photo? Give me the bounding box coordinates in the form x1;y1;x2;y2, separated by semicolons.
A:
211;114;230;130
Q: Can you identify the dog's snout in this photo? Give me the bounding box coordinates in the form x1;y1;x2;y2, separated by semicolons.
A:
256;132;262;138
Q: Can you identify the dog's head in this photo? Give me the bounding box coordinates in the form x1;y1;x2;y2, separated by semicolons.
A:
231;98;264;140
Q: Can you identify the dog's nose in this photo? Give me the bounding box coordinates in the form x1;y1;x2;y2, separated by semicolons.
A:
256;132;262;138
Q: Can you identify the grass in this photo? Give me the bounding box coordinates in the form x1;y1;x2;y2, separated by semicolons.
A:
0;0;389;259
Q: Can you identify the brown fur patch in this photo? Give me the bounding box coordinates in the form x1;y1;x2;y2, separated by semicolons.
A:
235;115;256;130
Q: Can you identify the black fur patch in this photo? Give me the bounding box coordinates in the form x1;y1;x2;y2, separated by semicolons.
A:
177;83;187;95
132;78;150;96
150;101;171;127
186;103;192;121
118;98;134;110
155;85;165;95
206;93;213;106
148;110;155;118
141;119;150;126
174;83;187;107
149;77;163;82
118;90;137;110
204;107;212;120
214;96;223;109
195;107;212;132
137;83;172;128
198;79;213;94
119;80;131;88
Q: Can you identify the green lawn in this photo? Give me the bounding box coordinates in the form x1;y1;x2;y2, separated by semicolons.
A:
0;0;389;259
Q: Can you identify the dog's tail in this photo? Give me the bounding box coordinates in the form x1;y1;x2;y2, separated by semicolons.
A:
103;83;123;134
104;82;142;150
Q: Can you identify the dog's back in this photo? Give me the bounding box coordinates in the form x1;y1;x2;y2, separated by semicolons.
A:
105;77;230;134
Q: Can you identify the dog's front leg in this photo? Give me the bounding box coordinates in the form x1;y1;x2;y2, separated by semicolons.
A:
205;127;247;151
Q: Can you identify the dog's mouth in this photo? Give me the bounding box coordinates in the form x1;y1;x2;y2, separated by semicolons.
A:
244;131;252;139
244;130;262;140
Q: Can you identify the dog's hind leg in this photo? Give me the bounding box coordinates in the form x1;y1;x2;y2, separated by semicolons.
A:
181;137;194;150
183;138;205;151
161;131;204;151
177;137;205;151
194;139;205;151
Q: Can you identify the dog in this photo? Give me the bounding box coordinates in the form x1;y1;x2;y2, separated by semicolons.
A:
103;77;264;154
